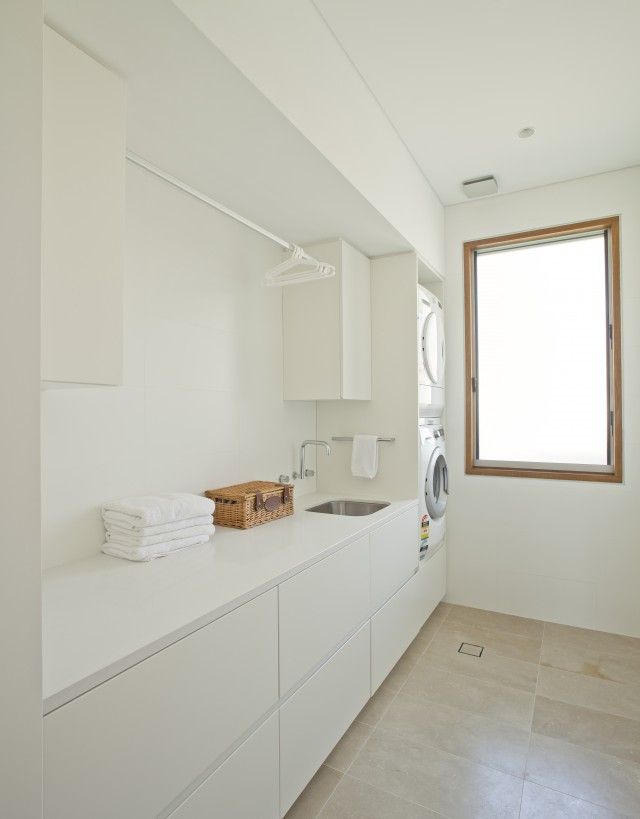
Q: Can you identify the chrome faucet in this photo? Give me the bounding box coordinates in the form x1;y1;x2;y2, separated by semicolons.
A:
293;440;331;480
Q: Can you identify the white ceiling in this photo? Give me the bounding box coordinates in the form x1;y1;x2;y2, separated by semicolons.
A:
315;0;640;204
44;0;410;257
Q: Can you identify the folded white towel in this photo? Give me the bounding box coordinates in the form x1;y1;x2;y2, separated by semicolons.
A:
351;434;379;479
106;523;215;548
102;493;214;528
103;513;213;535
102;533;211;562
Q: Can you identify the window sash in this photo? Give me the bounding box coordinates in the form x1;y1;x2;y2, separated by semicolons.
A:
463;216;622;483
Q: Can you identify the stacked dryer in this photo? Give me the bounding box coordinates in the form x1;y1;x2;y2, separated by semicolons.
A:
418;285;448;559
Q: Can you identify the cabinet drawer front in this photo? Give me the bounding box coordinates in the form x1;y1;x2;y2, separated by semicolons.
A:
44;590;278;819
370;507;419;612
371;546;447;693
170;714;279;819
279;534;370;694
279;622;371;816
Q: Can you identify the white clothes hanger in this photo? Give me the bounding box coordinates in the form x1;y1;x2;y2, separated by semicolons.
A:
264;244;335;287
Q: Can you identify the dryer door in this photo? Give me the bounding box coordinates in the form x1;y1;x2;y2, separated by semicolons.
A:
425;447;448;520
421;311;439;385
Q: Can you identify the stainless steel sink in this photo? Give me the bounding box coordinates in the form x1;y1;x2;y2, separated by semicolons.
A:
306;499;390;516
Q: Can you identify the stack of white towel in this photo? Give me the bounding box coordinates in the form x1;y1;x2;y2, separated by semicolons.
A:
102;493;215;562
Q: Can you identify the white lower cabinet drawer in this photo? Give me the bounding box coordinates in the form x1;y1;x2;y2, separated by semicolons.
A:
370;506;419;612
371;546;446;693
416;545;447;626
169;714;279;819
44;589;278;819
279;534;370;694
279;622;371;816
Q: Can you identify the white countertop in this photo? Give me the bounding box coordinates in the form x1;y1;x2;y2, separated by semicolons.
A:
43;493;418;714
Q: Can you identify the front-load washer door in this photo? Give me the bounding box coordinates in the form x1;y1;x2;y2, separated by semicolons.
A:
425;447;448;520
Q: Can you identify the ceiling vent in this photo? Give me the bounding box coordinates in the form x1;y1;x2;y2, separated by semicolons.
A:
462;175;498;199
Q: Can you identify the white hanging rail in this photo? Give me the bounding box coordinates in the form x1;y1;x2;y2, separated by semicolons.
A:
126;151;335;286
126;150;291;249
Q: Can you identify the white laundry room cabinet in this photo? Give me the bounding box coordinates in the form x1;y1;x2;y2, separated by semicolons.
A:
42;26;125;385
283;238;371;400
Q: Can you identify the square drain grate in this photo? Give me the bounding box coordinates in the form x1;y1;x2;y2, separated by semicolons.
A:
458;642;484;657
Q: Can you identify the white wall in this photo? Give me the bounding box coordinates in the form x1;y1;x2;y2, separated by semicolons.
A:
316;253;419;500
172;0;445;273
42;163;316;568
445;166;640;637
0;1;43;816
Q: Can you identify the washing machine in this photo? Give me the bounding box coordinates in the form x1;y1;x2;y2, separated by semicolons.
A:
419;423;448;558
418;285;445;419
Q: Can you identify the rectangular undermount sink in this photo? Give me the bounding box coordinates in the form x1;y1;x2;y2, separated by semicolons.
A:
306;500;390;516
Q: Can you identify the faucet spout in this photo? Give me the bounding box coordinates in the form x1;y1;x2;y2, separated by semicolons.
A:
294;439;332;480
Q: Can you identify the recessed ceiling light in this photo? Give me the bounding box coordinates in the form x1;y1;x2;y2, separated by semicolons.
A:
518;127;535;139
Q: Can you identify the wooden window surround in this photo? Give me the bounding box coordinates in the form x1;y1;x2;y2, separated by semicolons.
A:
464;216;622;482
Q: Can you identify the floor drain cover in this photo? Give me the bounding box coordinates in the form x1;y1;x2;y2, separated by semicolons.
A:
458;642;484;657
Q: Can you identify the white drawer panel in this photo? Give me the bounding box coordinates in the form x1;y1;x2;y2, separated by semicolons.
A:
170;714;279;819
279;622;371;816
370;506;419;612
44;590;278;819
371;546;446;693
279;534;370;694
417;545;447;626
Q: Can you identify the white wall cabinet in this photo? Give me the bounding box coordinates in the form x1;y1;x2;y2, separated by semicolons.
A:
44;590;278;819
283;239;371;400
279;623;371;816
42;26;125;385
279;533;370;695
169;714;279;819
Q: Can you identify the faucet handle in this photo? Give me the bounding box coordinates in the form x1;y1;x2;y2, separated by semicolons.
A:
304;469;315;478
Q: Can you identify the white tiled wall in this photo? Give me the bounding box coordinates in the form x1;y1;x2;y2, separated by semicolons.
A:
444;166;640;638
41;163;316;568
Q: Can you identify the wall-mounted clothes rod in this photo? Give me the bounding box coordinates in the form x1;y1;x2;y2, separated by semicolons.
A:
126;151;291;250
125;151;336;286
332;436;396;443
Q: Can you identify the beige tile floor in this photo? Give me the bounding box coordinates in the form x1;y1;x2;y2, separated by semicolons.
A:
285;602;640;819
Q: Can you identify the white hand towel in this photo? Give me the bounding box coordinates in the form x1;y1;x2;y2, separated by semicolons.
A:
102;493;214;527
106;523;215;548
351;434;379;479
102;533;211;562
102;513;213;535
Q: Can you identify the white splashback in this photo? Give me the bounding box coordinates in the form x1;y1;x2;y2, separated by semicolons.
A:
41;163;316;568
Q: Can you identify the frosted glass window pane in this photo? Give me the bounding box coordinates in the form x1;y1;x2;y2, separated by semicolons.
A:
475;234;609;465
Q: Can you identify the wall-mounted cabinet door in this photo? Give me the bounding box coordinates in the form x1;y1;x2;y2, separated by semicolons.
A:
42;26;125;385
283;239;371;400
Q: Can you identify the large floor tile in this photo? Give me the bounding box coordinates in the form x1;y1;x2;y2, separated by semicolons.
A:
324;720;373;774
446;605;544;639
526;732;640;817
438;621;542;664
421;634;539;692
285;765;343;819
537;666;640;721
348;727;523;819
520;781;626;818
379;692;530;776
541;623;640;685
357;679;398;727
402;662;535;729
532;696;640;764
319;776;440;818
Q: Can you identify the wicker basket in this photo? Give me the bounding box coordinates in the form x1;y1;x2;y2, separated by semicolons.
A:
205;481;294;529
